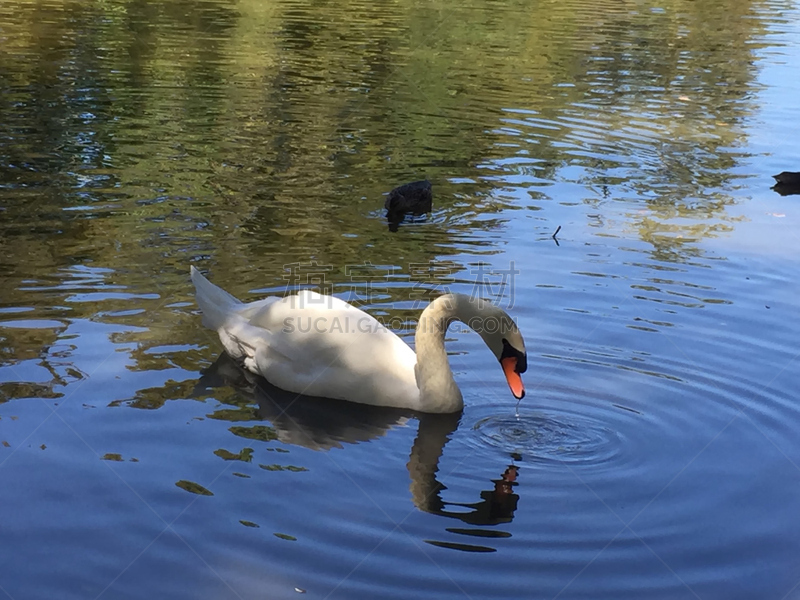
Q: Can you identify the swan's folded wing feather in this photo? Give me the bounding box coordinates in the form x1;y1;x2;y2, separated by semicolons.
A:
218;317;296;364
240;291;420;405
233;297;281;321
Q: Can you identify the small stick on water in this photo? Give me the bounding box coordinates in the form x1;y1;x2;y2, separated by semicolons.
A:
552;225;561;247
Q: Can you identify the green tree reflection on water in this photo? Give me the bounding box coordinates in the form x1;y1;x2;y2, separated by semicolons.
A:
0;0;779;381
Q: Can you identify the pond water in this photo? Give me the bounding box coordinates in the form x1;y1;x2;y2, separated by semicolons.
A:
2;0;800;598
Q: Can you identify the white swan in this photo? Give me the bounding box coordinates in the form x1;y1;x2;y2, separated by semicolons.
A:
191;266;527;413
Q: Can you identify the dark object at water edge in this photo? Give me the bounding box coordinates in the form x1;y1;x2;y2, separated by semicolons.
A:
772;172;800;197
385;180;432;231
773;172;800;186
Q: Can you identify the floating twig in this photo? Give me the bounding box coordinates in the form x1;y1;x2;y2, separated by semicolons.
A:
552;225;561;246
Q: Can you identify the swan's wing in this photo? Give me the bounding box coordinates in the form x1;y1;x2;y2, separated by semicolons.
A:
234;297;281;321
243;291;420;407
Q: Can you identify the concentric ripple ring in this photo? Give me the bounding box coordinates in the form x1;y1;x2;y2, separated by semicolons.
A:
472;411;624;467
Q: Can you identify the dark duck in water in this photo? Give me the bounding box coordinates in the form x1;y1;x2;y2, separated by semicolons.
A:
772;172;800;196
385;180;432;231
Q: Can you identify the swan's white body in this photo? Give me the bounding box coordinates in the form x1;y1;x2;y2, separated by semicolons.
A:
191;266;526;413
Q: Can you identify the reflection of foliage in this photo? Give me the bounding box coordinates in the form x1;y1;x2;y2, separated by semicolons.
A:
0;0;769;296
126;345;210;374
175;480;214;496
126;379;198;410
634;215;738;265
229;425;278;443
214;447;254;462
0;382;63;403
207;407;259;422
0;0;776;406
0;326;67;365
259;464;308;472
240;520;260;528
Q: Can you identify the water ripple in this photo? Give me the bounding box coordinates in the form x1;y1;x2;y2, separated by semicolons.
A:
472;410;623;467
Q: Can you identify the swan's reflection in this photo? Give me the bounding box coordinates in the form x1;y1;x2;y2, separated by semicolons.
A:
196;354;521;540
408;413;520;528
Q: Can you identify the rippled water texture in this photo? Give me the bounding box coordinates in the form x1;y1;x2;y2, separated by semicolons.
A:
473;410;623;466
2;0;800;598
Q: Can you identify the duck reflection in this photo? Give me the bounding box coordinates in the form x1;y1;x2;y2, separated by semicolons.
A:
771;172;800;196
771;183;800;197
195;354;521;536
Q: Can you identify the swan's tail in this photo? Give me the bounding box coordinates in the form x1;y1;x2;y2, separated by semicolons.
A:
191;266;243;330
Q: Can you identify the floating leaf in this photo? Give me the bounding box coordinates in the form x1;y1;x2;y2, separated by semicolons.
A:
240;520;260;528
176;480;213;496
233;472;251;478
102;453;123;461
274;533;297;541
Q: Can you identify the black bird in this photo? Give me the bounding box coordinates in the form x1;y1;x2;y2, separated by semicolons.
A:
385;180;432;231
772;172;800;196
773;172;800;185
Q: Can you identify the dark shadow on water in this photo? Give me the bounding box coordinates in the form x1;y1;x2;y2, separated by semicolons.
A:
194;353;414;450
386;211;432;232
195;354;521;547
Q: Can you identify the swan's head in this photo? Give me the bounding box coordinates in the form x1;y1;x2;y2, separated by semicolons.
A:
498;335;527;399
456;296;528;400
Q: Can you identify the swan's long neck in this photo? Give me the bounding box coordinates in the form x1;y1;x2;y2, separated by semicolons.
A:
414;294;474;413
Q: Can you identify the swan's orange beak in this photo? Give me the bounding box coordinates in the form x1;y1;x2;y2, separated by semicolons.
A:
501;357;525;400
